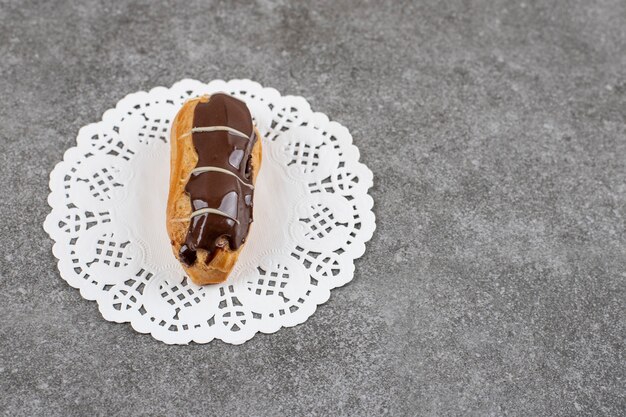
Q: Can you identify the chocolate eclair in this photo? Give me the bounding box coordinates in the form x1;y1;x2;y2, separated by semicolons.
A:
166;93;262;285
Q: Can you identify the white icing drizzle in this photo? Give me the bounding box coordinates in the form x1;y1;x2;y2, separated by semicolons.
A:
172;123;252;228
181;126;250;139
190;166;254;189
189;208;240;224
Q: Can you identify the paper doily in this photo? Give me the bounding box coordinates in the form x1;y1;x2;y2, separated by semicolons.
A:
44;79;375;344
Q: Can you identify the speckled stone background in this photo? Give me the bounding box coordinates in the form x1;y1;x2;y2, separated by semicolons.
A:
1;0;625;416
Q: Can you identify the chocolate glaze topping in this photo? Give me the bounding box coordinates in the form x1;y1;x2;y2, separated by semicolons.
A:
179;93;257;266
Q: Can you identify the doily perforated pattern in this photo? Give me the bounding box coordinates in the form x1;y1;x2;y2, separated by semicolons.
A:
44;79;375;344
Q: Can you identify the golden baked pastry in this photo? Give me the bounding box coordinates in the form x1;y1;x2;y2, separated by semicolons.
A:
166;93;262;285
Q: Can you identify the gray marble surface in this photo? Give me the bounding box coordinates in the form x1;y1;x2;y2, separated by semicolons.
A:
1;0;625;416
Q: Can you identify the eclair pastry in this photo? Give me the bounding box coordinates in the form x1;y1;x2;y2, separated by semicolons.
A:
166;93;262;285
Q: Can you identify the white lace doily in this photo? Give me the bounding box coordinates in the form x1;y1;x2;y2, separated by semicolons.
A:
44;79;375;344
